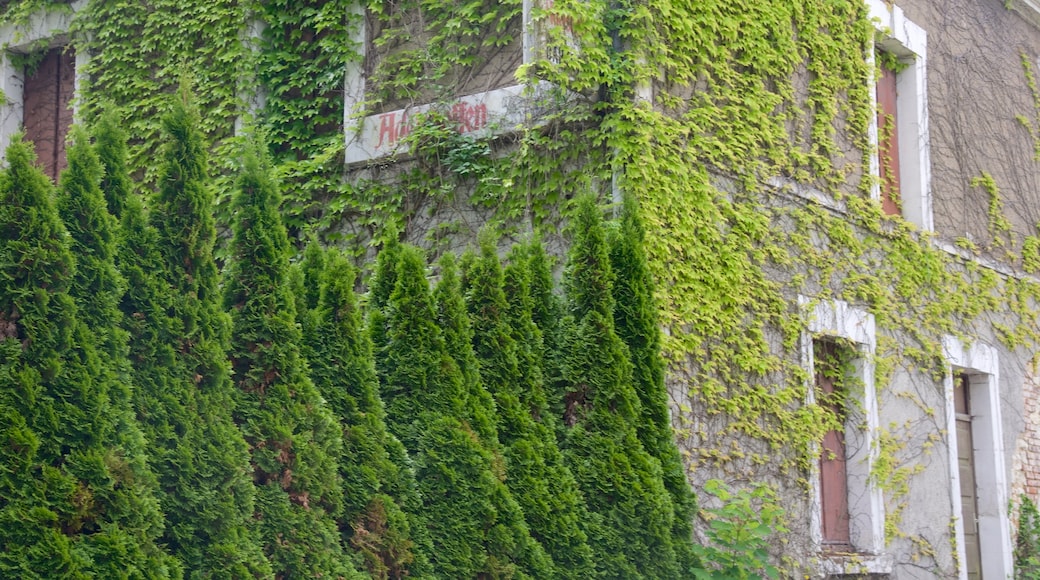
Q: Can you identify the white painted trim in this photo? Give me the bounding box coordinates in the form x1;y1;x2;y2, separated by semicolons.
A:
800;297;887;562
942;336;1013;580
867;1;933;232
343;1;365;127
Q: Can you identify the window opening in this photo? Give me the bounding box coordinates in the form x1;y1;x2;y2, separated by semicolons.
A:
955;373;983;580
876;55;901;217
815;339;853;551
22;45;74;181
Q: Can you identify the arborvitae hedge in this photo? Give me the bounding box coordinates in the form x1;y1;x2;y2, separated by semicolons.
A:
0;103;707;578
526;239;568;435
298;243;434;578
223;142;359;578
609;192;698;570
376;244;553;579
0;135;175;577
559;194;686;578
434;252;500;446
118;97;269;578
465;240;598;580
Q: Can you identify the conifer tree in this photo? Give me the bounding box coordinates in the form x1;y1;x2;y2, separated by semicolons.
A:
299;244;433;579
93;109;134;220
502;244;551;423
558;194;682;579
0;135;176;577
609;192;698;571
58;126;125;364
375;244;553;579
526;239;567;432
299;237;326;312
223;142;361;578
433;252;498;444
465;240;597;579
115;94;270;578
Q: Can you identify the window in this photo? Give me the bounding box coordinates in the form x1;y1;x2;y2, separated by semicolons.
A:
876;55;901;217
801;297;889;575
21;45;75;180
943;337;1013;580
867;0;932;231
954;373;982;580
0;3;82;179
815;339;853;551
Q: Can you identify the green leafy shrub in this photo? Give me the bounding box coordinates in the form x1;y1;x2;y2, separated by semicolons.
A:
117;94;270;578
298;244;434;578
691;479;785;580
1017;495;1040;579
0;134;177;577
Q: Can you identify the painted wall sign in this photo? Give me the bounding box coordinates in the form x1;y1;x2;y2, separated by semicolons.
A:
345;84;530;165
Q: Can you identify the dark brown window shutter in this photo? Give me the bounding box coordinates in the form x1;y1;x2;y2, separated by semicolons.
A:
876;60;901;217
816;341;852;550
23;46;75;182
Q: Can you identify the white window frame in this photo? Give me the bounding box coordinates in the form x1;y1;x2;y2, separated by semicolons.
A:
942;336;1013;580
800;297;890;575
0;1;85;161
867;0;933;232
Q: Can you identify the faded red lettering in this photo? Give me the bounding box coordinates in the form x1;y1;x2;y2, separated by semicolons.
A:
543;0;574;32
397;112;410;140
376;113;397;149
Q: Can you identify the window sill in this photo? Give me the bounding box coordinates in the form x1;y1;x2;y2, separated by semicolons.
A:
817;551;893;577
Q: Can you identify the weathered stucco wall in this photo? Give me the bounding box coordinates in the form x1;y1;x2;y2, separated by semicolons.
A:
899;0;1040;246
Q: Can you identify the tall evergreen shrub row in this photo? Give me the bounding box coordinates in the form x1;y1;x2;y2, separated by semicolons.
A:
0;134;175;576
463;240;598;580
114;98;271;579
223;142;361;578
296;245;433;578
557;194;689;578
372;245;553;579
609;193;699;573
1;99;697;577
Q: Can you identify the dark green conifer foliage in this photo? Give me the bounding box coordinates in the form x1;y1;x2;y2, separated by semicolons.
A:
375;245;553;579
58;126;125;363
526;240;568;433
465;240;597;580
299;238;326;312
115;96;270;578
608;193;698;571
223;142;361;578
93;109;134;220
502;244;550;422
433;252;498;444
558;194;681;579
367;239;401;394
300;246;433;579
0;136;176;577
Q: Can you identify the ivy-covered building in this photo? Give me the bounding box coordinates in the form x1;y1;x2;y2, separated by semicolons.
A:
3;0;1040;578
